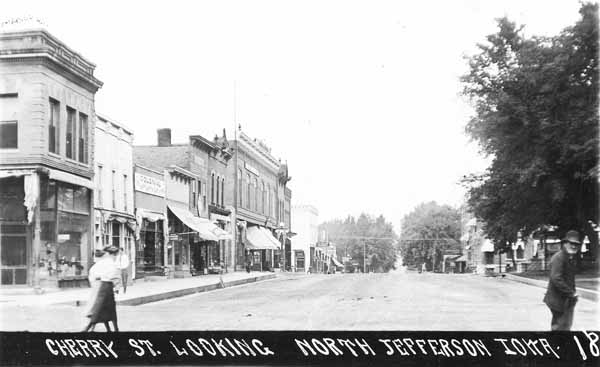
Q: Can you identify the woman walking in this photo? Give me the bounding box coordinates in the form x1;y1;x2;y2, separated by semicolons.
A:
82;246;121;332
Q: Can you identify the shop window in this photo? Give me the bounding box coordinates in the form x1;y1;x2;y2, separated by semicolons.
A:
484;252;494;265
49;98;60;154
0;177;26;221
66;107;76;159
112;222;121;248
78;112;88;163
0;93;18;149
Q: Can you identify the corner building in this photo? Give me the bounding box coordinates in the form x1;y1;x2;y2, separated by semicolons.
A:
0;28;102;288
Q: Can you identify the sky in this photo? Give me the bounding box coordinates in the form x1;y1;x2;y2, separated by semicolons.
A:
2;0;586;233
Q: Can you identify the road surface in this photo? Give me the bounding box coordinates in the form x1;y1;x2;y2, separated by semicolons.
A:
1;271;597;331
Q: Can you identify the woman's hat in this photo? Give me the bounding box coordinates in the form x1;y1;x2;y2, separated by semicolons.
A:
94;249;105;258
562;230;582;245
102;245;119;254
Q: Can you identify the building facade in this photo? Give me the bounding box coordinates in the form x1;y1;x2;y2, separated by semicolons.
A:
0;28;102;288
93;114;134;283
228;127;291;271
291;204;318;272
134;129;231;277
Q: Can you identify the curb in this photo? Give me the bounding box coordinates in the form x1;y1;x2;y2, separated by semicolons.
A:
503;273;598;302
61;274;277;307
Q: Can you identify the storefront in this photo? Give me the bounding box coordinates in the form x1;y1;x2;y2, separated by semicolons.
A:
167;204;230;277
1;170;93;288
244;226;280;271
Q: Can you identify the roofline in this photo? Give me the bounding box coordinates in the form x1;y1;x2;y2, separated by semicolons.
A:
96;113;134;136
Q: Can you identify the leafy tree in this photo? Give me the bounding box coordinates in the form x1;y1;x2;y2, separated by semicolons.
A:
399;202;462;270
461;3;599;253
319;213;397;272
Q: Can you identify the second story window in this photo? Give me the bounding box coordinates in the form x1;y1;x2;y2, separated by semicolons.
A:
237;170;243;207
221;178;224;207
123;174;128;212
202;181;207;210
211;173;215;205
66;107;76;159
0;94;18;149
216;177;220;207
246;174;251;210
254;178;259;212
261;181;265;214
97;165;103;207
111;170;116;209
48;98;60;154
78;113;88;163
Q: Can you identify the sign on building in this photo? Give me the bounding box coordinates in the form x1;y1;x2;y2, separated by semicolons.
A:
135;173;165;197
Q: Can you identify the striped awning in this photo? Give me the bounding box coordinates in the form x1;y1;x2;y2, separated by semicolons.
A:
245;226;280;250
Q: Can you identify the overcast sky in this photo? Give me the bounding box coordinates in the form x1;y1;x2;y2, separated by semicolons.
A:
3;0;584;233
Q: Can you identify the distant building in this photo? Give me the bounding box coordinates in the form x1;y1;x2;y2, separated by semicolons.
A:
291;204;319;272
0;28;102;288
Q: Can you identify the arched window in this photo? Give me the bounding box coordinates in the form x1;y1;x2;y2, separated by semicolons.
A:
211;173;215;204
254;177;259;212
215;176;221;205
261;181;265;214
247;173;251;209
238;169;243;206
221;178;224;206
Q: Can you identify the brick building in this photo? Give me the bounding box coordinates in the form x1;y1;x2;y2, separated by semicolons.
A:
228;126;292;271
134;129;231;277
0;28;102;288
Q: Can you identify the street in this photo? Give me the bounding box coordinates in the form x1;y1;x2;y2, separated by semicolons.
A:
1;272;597;331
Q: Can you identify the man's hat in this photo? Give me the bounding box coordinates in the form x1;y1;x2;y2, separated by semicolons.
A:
102;245;119;254
562;230;582;245
94;249;105;258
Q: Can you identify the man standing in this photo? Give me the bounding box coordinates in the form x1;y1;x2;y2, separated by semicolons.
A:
117;247;130;294
543;230;581;331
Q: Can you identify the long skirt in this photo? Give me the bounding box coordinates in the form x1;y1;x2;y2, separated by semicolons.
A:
87;281;117;323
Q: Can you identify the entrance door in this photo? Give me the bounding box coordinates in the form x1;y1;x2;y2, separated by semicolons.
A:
1;228;28;285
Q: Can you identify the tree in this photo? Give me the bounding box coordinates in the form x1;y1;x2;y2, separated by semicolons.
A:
399;202;462;270
461;3;599;253
319;213;397;272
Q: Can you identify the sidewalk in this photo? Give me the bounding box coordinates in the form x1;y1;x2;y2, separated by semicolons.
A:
0;271;277;307
502;273;599;302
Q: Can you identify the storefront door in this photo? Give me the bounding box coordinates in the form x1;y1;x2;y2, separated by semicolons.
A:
1;229;28;285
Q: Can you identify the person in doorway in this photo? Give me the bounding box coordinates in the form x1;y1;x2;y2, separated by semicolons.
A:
82;246;121;332
543;230;581;331
117;247;130;294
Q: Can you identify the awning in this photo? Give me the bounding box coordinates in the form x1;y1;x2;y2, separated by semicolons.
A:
0;169;35;178
259;227;282;249
211;226;232;241
331;257;344;267
481;239;494;252
245;226;280;250
454;255;468;262
137;208;165;222
48;168;94;189
168;204;219;241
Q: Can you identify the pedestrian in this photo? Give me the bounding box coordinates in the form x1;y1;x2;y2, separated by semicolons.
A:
543;230;582;331
82;245;121;332
117;247;130;294
245;255;252;273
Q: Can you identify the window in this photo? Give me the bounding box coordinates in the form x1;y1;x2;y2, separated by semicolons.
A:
246;174;251;209
238;169;243;207
111;170;116;209
123;174;128;212
78;113;88;163
220;178;224;207
202;181;207;210
112;222;121;248
97;165;103;207
66;107;76;159
216;177;220;207
484;252;494;265
0;94;18;149
211;173;215;204
516;247;524;260
254;178;258;212
49;98;60;153
190;179;197;211
261;181;265;214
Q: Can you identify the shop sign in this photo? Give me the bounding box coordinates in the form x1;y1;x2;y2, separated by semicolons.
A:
135;173;165;197
58;234;70;242
168;234;178;241
244;162;259;176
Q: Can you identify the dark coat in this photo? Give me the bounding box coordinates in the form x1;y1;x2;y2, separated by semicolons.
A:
543;249;577;312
